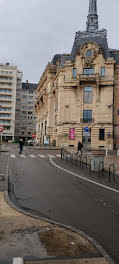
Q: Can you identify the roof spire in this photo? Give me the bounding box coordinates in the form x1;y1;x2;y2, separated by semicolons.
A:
86;0;99;32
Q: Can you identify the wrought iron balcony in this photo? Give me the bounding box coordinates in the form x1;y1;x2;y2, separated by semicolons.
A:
80;118;94;123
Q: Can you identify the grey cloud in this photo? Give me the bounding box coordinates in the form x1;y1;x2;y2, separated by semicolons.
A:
0;0;118;83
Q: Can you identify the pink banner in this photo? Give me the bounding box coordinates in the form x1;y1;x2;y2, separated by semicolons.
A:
69;128;75;140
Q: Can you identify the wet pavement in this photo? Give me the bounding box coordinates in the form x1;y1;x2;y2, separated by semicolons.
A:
7;145;119;264
0;152;9;191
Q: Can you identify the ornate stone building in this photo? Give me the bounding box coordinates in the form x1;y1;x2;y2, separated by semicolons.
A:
35;0;119;149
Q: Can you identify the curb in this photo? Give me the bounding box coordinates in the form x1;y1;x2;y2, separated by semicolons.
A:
4;155;115;264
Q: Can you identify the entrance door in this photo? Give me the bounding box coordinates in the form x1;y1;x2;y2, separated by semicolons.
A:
82;128;91;148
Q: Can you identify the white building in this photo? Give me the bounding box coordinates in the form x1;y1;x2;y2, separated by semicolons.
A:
0;63;22;141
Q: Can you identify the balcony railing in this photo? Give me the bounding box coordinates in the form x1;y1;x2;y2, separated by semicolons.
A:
80;118;94;123
79;74;96;82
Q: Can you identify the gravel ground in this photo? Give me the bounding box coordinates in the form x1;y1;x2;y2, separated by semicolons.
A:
0;192;102;263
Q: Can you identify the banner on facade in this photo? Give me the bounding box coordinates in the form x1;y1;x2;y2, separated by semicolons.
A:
69;128;75;140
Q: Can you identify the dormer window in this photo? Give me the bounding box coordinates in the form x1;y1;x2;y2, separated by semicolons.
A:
85;49;93;57
101;66;105;77
73;68;77;78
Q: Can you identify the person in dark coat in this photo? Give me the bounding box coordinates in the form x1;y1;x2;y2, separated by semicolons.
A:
77;141;83;155
19;138;24;154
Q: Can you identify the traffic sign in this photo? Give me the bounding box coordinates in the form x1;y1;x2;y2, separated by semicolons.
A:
83;132;90;137
84;127;89;132
0;126;4;133
32;133;36;138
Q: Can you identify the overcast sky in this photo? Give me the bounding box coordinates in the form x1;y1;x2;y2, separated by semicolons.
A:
0;0;118;83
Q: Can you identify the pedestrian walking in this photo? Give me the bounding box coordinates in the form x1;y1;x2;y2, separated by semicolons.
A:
77;141;83;155
19;138;24;154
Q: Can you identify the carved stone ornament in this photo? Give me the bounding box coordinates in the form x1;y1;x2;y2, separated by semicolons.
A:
80;42;99;67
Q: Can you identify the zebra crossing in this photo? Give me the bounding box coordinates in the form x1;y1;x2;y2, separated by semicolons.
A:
10;153;61;159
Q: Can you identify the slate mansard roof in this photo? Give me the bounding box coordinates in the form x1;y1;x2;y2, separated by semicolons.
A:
22;82;38;91
51;0;119;68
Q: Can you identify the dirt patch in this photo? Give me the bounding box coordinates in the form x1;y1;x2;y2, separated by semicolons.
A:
38;227;99;258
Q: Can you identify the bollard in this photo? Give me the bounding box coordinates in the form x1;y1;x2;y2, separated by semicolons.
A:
109;164;115;182
82;157;87;168
98;162;104;177
90;159;95;171
61;147;63;159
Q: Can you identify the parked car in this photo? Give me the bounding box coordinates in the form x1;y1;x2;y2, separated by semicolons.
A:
25;139;34;146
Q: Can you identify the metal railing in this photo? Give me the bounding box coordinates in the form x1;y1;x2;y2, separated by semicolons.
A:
61;149;117;183
80;118;94;123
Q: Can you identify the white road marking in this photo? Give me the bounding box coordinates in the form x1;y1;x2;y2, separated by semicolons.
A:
20;154;26;158
56;155;61;158
10;154;16;159
47;155;56;158
29;155;36;158
50;158;119;194
38;155;46;158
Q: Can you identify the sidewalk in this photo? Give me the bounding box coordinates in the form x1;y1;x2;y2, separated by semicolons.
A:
0;150;112;264
66;147;119;176
0;192;109;264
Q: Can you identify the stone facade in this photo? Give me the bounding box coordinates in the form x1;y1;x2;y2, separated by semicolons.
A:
35;1;119;149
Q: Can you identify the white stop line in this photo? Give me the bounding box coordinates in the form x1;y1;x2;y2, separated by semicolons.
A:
50;158;119;194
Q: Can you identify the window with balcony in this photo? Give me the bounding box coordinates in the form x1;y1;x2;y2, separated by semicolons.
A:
99;129;105;141
28;106;33;110
0;113;11;117
28;122;32;125
0;120;10;124
117;109;119;115
83;110;92;123
73;68;77;78
16;115;20;119
21;116;26;120
22;106;26;109
101;66;105;77
84;87;93;103
4;126;10;130
0;95;12;99
83;68;95;75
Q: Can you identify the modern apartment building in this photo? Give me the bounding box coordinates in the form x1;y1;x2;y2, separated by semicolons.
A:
15;81;37;141
35;0;119;149
0;63;22;141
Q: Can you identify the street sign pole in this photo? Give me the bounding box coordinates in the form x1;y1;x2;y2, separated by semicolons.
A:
0;126;4;154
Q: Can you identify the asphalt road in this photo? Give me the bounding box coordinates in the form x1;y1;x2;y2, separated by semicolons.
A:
9;146;119;264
